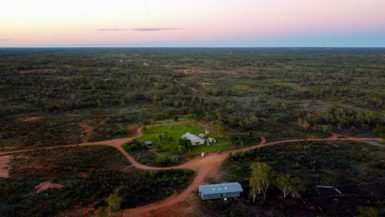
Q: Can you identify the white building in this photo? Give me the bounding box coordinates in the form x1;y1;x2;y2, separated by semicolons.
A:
181;132;205;146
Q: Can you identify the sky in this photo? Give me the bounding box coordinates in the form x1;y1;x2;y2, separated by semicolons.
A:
0;0;385;47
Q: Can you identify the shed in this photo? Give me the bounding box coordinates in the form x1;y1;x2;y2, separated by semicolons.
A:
199;182;243;200
144;140;153;148
181;132;205;146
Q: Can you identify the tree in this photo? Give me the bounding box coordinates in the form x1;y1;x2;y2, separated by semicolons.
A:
176;145;185;154
210;120;225;135
249;162;271;202
105;193;122;214
179;138;192;151
158;134;163;146
275;174;306;199
355;207;378;217
275;174;292;198
289;177;305;198
298;118;310;131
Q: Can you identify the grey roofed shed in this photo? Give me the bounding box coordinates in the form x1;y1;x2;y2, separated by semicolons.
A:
144;140;153;148
199;182;243;200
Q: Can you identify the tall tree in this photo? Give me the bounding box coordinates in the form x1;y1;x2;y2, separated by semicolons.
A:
275;174;305;198
275;174;292;198
249;162;271;202
210;120;225;136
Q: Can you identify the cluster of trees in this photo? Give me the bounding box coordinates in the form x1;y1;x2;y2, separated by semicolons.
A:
2;48;385;149
309;105;385;131
249;162;305;202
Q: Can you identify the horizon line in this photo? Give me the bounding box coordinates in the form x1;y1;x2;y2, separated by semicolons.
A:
1;46;385;49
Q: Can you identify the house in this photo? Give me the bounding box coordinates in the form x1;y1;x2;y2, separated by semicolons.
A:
199;182;243;200
181;132;205;146
144;140;153;148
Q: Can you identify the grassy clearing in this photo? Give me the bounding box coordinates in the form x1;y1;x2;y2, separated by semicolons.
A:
139;121;231;155
124;121;233;166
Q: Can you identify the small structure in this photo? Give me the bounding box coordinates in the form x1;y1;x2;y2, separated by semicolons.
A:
144;140;153;148
206;137;216;145
199;182;243;200
315;185;342;196
181;132;205;146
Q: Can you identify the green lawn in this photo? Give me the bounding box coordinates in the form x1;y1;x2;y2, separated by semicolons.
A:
139;122;231;155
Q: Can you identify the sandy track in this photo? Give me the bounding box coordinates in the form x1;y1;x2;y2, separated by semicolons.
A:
0;128;383;217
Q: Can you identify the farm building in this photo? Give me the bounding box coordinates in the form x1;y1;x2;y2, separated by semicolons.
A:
181;132;205;146
199;182;243;200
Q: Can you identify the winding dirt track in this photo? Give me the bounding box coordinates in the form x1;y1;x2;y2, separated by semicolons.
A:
0;129;383;217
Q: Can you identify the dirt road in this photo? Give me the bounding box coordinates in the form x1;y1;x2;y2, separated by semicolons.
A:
0;128;383;217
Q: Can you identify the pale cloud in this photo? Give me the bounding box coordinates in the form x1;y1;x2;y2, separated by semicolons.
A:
131;28;183;32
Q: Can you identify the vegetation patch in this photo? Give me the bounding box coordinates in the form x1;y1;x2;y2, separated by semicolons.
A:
0;146;194;217
214;141;385;217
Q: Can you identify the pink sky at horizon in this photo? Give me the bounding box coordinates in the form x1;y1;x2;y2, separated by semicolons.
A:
1;0;385;47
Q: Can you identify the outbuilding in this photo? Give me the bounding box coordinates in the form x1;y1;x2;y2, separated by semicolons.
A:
144;140;153;148
198;182;243;200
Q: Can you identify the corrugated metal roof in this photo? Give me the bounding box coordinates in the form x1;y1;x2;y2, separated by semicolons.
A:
199;182;243;195
181;133;204;142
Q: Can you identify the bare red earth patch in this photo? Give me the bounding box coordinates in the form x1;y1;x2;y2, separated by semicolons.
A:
19;116;41;122
0;155;12;178
35;181;63;193
79;122;93;143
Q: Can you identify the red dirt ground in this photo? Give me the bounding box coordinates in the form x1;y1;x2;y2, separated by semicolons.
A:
79;122;93;143
19;116;41;122
0;155;12;178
